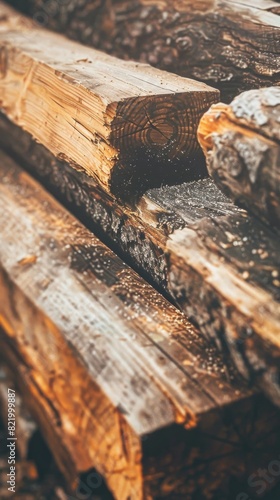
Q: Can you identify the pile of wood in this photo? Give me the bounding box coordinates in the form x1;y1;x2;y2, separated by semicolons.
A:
0;2;280;499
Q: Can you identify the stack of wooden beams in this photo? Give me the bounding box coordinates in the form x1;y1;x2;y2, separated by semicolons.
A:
0;2;280;499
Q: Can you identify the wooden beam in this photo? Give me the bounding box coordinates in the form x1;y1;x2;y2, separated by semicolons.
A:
6;0;280;102
1;114;280;406
2;150;280;499
0;3;218;203
198;86;280;229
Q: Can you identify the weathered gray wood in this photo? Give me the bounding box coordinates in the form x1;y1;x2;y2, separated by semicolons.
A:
6;0;280;102
2;150;279;499
1;114;280;407
198;86;280;229
0;2;218;203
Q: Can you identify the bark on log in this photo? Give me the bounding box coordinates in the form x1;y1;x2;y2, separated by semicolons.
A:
198;86;280;229
2;150;280;499
1;114;280;407
0;3;218;203
6;0;280;102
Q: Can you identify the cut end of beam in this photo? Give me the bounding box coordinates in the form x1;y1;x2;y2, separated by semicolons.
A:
110;91;218;202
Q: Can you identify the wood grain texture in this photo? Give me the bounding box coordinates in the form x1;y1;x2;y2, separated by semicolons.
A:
3;150;280;499
1;115;280;407
198;86;280;229
0;3;218;203
6;0;280;102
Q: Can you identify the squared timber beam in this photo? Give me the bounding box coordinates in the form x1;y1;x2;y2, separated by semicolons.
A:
0;151;280;499
0;2;218;203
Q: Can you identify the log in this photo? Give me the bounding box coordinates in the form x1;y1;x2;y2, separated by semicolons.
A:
198;86;280;229
1;114;280;407
6;0;280;102
2;150;280;499
0;3;218;203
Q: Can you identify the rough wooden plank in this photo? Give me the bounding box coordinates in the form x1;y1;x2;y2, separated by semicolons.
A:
3;150;280;499
1;115;280;407
198;86;280;229
6;0;280;102
0;3;218;203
